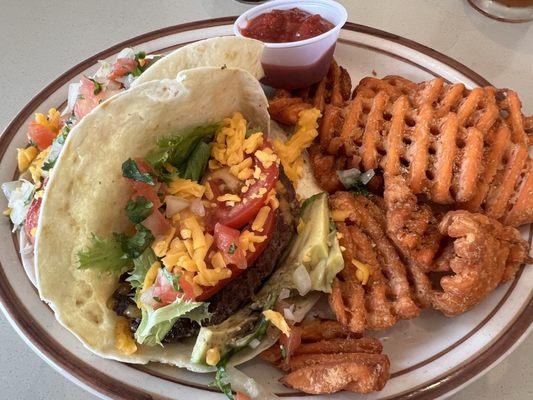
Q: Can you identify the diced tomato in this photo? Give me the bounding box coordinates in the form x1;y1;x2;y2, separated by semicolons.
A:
107;58;137;81
24;197;42;244
214;223;247;270
196;208;276;302
141;209;169;237
151;269;196;309
27;121;56;150
73;76;109;121
127;158;161;209
279;325;302;362
205;144;279;231
178;276;197;301
236;393;251;400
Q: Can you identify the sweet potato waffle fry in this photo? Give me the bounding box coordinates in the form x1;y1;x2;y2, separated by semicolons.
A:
261;319;390;394
329;191;421;332
331;186;530;320
270;72;533;226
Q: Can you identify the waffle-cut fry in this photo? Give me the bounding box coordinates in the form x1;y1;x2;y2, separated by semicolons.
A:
269;71;533;226
282;353;390;394
329;192;420;333
268;91;313;126
384;174;442;270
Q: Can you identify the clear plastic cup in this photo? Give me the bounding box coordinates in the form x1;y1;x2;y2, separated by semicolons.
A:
234;0;348;89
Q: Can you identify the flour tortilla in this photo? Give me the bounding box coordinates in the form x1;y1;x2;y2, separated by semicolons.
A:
133;36;264;87
35;67;277;369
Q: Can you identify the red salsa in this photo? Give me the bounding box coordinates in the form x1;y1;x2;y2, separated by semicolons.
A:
240;8;334;43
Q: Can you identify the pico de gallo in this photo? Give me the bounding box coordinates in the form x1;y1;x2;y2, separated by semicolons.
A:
78;112;287;349
2;48;159;244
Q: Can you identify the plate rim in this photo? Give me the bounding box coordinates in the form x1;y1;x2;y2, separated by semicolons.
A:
0;16;531;400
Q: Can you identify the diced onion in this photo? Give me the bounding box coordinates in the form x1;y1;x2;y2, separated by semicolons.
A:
116;47;136;59
248;338;261;349
190;198;205;217
336;168;361;189
279;288;291;300
63;82;81;116
165;195;189;217
140;286;157;308
359;169;376;184
293;264;312;296
283;305;296;321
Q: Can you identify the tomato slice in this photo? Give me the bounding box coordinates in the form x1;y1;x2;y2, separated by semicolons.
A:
107;58;137;80
28;121;56;150
196;207;276;302
24;197;42;244
205;144;279;231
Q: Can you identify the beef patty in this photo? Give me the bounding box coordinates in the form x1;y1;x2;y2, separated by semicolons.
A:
113;170;298;341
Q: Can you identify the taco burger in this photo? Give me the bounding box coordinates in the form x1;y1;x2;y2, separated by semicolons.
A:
34;40;342;399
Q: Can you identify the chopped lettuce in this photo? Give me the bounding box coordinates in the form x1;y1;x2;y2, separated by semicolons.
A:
124;196;153;223
77;234;131;273
126;247;157;290
2;180;35;229
145;124;218;174
182;141;212;182
135;298;211;346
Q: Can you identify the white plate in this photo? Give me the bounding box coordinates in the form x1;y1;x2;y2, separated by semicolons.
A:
0;18;531;400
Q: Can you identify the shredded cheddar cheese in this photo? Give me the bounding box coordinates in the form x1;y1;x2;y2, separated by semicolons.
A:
331;210;352;222
166;178;205;198
142;261;161;292
263;310;291;336
17;146;38;172
35;108;61;133
352;259;371;285
152;227;176;257
238;230;266;253
28;146;50;184
252;206;271;232
217;194;242;203
114;317;137;355
272;108;321;185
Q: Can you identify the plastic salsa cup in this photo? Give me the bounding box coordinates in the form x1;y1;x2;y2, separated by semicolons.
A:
234;0;348;89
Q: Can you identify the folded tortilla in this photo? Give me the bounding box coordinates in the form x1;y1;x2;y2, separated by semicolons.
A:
133;36;265;87
35;66;275;369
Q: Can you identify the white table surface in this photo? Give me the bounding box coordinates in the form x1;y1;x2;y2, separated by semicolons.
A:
0;1;531;399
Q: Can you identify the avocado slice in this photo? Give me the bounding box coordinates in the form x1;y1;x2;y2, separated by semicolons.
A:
190;308;257;364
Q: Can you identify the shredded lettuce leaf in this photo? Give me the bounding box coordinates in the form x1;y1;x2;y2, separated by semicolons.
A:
126;247;157;290
135;298;211;346
77;234;131;273
182;141;212;182
121;158;155;185
145;124;218;173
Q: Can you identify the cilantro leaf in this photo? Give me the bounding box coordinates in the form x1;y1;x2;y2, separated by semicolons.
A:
88;78;102;95
125;196;153;223
115;224;154;259
126;247;157;290
77;233;131;273
182;141;211;182
122;158;155;185
214;366;234;400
